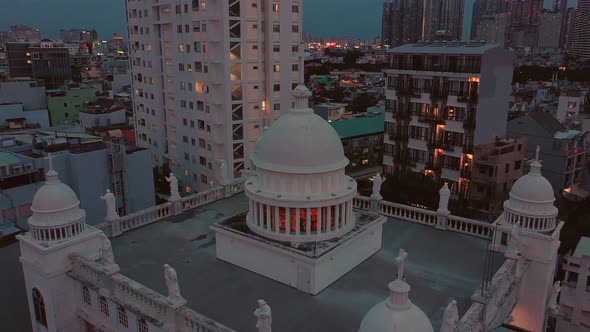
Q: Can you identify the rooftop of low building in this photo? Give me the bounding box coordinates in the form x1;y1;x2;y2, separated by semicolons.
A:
388;42;502;55
330;113;385;139
111;193;504;332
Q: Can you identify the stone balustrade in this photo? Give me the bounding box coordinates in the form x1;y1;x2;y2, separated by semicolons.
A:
380;200;438;226
352;195;371;210
69;255;235;332
447;215;493;239
98;179;246;237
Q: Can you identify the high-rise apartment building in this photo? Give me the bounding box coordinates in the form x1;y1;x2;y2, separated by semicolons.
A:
470;0;511;39
381;0;424;48
9;25;41;42
59;29;99;44
538;10;563;49
6;40;72;89
383;42;513;199
474;13;509;45
127;0;303;193
423;0;465;41
508;0;543;47
571;0;590;58
560;7;576;49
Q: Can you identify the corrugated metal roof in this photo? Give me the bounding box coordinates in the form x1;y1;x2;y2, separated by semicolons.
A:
329;114;385;139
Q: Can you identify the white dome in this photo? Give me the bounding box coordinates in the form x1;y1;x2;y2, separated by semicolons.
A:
359;280;434;332
252;86;349;174
29;169;84;227
509;161;555;204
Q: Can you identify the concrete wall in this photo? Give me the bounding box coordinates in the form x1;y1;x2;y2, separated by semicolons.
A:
0;81;47;110
79;110;126;129
0;104;50;128
124;148;156;214
476;47;514;145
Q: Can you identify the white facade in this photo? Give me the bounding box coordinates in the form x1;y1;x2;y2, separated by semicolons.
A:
127;0;304;193
558;237;590;331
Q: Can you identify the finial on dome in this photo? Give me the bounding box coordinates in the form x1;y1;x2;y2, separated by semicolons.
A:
45;153;59;184
529;145;542;175
291;85;312;110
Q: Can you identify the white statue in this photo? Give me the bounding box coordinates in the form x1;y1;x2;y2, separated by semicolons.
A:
548;281;561;311
371;173;384;199
100;234;115;265
100;189;119;220
165;172;180;200
395;248;408;280
437;182;451;214
164;264;183;301
440;299;459;332
218;160;230;185
254;299;272;332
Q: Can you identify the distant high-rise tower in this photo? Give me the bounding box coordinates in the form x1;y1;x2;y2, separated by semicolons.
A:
571;0;590;58
381;0;424;47
560;7;576;49
470;0;511;40
508;0;543;47
126;0;304;192
538;10;562;49
424;0;465;41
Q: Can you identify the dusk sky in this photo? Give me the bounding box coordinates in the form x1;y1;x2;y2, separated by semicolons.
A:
0;0;558;41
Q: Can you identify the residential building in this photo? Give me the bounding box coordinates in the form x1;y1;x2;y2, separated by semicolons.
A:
47;81;100;126
330;113;385;174
6;40;72;89
508;0;543;47
470;0;511;39
560;7;577;50
0;79;50;130
559;237;590;331
59;29;98;44
470;136;525;219
474;13;509;45
383;42;514;199
0;45;8;75
9;25;41;42
79;99;129;135
555;87;584;127
538;11;563;49
423;0;465;41
0;31;14;45
381;0;424;48
313;102;350;122
0;131;154;226
507;112;587;197
127;0;303;193
571;0;590;58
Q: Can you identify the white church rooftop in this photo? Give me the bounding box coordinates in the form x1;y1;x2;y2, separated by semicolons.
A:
109;193;505;332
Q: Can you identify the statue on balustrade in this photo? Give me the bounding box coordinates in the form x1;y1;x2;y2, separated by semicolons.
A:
217;160;230;185
166;173;180;200
371;173;384;200
254;299;272;332
437;182;451;214
100;189;119;220
164;264;183;301
548;280;561;312
440;299;459;332
100;234;115;265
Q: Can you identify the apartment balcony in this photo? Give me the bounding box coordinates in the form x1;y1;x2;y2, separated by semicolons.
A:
460;168;472;179
458;93;479;104
389;133;408;143
418;114;444;125
441;145;455;152
463;144;474;155
463;117;476;130
396;86;421;98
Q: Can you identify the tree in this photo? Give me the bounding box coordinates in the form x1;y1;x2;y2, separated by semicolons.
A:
380;172;440;209
343;50;361;66
349;93;377;114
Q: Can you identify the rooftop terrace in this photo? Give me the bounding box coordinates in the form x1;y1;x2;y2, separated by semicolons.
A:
111;193;504;332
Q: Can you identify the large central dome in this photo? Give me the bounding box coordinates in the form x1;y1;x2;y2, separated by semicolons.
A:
251;86;349;174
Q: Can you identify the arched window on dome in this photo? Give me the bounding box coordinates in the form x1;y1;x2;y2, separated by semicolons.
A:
138;317;149;332
99;296;109;316
118;305;128;327
32;288;47;327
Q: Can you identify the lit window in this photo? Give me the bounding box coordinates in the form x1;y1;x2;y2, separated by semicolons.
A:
99;296;109;316
178;44;184;53
118;306;128;327
273;64;280;72
272;3;280;12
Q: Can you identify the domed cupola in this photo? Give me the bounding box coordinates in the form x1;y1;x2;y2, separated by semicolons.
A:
245;85;357;243
359;249;434;332
28;158;86;243
502;147;558;232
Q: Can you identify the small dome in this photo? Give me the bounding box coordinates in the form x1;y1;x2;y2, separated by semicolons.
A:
509;161;555;204
252;86;349;174
359;280;434;332
29;169;84;227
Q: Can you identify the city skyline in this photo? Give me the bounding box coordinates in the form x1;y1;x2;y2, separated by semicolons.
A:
0;0;561;42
